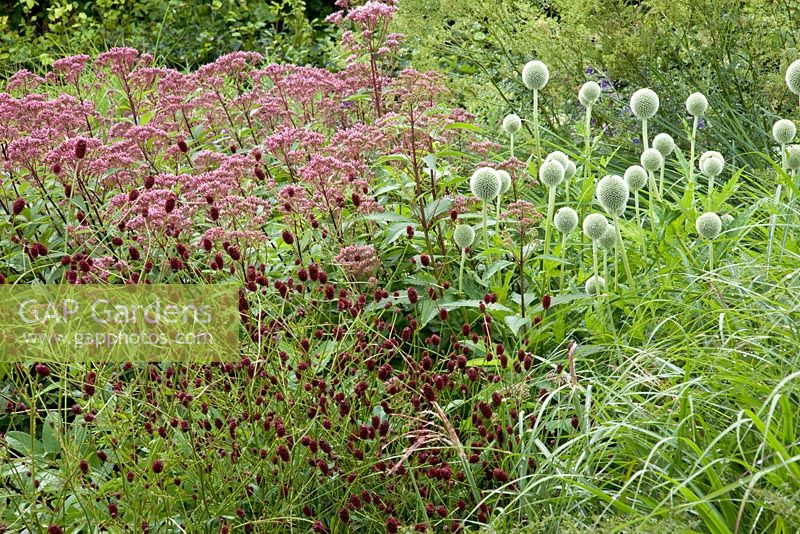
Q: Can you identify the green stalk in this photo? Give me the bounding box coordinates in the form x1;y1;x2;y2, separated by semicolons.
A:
458;248;466;293
707;174;715;211
659;163;665;199
612;214;635;290
482;202;488;250
558;233;567;293
642;117;649;150
708;240;714;273
634;191;641;227
542;186;556;292
533;89;541;166
688;116;698;207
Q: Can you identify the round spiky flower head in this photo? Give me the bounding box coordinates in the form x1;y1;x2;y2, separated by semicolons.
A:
539;159;565;188
630;88;659;119
786;145;800;170
721;213;734;226
585;274;606;295
583;212;609;240
640;148;664;172
563;160;577;181
652;133;675;156
554;207;579;234
772;119;796;145
598;225;617;250
502;114;522;136
579;81;602;107
685;92;708;117
624;165;648;192
522;60;549;91
470;167;501;202
596;174;629;216
786;59;800;95
545;151;570;168
696;212;722;240
699;150;724;168
453;224;476;250
497;170;512;194
700;154;723;177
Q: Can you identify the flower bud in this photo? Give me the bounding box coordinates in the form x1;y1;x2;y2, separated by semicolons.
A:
596;175;629;216
772;119;796;145
522;60;549;91
624;165;647;192
502;114;522;136
630;88;659;119
696;212;722;240
539;159;565;188
640;148;664;172
554;207;578;234
685;92;708;117
582;213;608;240
585;275;606;295
579;81;601;107
453;224;475;250
470;167;501;202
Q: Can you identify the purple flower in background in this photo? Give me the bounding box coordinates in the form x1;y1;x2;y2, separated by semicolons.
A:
586;66;595;75
633;138;641;145
600;78;613;91
698;117;706;130
622;105;632;115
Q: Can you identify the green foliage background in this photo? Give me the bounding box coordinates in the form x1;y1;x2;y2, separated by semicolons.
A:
394;0;800;166
0;0;336;74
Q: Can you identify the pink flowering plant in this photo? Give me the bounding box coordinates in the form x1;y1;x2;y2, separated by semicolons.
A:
2;1;799;533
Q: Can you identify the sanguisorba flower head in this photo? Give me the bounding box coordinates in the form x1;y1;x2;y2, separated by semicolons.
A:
653;133;675;156
470;167;501;202
772;119;796;145
624;165;648;192
786;59;800;95
502;114;522;136
554;207;578;234
596;175;629;216
630;88;659;120
696;212;722;240
522;60;549;91
686;92;709;117
579;81;601;107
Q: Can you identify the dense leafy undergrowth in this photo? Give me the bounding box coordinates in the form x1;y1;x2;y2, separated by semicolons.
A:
1;1;800;533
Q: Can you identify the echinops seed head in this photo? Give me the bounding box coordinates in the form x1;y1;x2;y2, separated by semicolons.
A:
497;170;512;195
786;145;800;170
772;119;796;145
470;167;501;202
685;92;709;117
545;151;570;168
596;174;629;216
721;213;734;226
598;225;617;250
786;59;800;95
539;159;565;188
502;114;522;136
585;275;606;295
699;151;724;169
640;148;664;172
630;88;659;119
696;212;722;240
453;224;476;249
579;81;602;107
522;60;549;91
700;155;723;177
653;133;675;156
554;207;579;234
583;213;609;240
563;160;577;180
624;165;648;192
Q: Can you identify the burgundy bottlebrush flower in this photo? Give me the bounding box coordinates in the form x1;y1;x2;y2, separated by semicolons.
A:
144;175;155;189
47;526;64;534
282;229;294;245
386;518;400;534
407;286;418;304
177;139;188;153
542;294;552;310
151;459;164;473
12;198;25;216
74;139;87;159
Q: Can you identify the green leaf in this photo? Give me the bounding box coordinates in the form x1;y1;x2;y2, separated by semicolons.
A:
504;315;531;337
